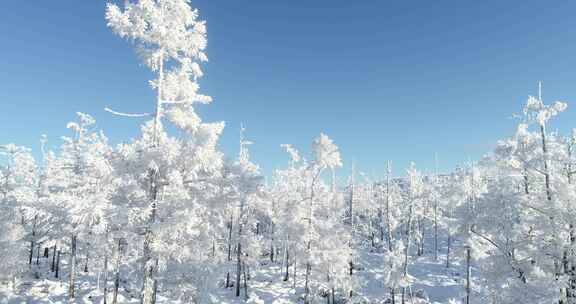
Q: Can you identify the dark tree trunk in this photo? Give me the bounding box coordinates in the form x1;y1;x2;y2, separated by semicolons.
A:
331;286;335;304
113;238;124;304
29;214;37;267
270;222;274;263
212;238;216;258
69;234;77;298
293;255;297;289
55;250;61;278
84;250;89;273
51;245;57;272
567;226;576;304
103;253;108;304
283;245;290;281
349;259;353;276
226;214;233;288
141;167;159;304
152;258;159;303
243;262;248;300
304;262;311;304
235;242;242;297
29;239;34;266
434;204;438;261
466;247;471;304
446;233;451;268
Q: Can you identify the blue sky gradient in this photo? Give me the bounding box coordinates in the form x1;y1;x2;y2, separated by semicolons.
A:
2;1;576;179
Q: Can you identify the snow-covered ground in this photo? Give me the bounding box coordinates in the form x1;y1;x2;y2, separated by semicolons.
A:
205;245;466;303
0;256;174;304
0;245;467;304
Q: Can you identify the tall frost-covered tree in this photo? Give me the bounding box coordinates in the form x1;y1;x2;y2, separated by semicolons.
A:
106;0;224;302
303;133;343;304
271;144;309;285
227;126;263;298
383;239;409;304
45;112;113;298
399;162;425;304
452;86;572;304
106;0;211;145
0;144;36;283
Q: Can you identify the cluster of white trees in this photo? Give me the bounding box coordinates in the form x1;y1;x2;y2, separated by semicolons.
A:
3;1;576;304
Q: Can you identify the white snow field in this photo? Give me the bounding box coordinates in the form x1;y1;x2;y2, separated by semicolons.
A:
1;239;468;303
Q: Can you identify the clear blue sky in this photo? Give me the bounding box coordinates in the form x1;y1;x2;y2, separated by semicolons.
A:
2;1;576;179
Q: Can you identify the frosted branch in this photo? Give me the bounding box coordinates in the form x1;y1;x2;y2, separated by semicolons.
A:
160;99;189;105
104;107;153;118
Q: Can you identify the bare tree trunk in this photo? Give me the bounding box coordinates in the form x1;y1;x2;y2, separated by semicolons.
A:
386;161;393;251
29;214;38;267
446;233;451;268
466;247;471;304
235;242;242;297
270;218;275;263
349;255;354;276
36;245;40;265
523;167;530;195
103;252;108;304
349;163;354;227
226;213;233;288
69;234;77;298
212;237;216;258
304;262;311;304
243;262;248;300
403;204;413;276
293;254;297;290
379;189;385;243
567;225;576;304
141;224;157;304
304;170;321;304
51;244;57;272
55;250;61;278
283;239;290;281
434;203;438;261
141;167;159;304
331;286;335;304
540;125;552;202
539;118;563;304
236;196;246;297
84;231;91;273
417;217;424;256
326;271;331;304
152;259;159;303
29;239;34;266
113;238;124;304
348;164;355;276
227;214;233;261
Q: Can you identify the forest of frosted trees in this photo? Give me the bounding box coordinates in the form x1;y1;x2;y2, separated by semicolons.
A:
2;1;576;304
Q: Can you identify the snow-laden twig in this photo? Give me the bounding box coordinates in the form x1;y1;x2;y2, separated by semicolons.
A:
104;107;153;118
